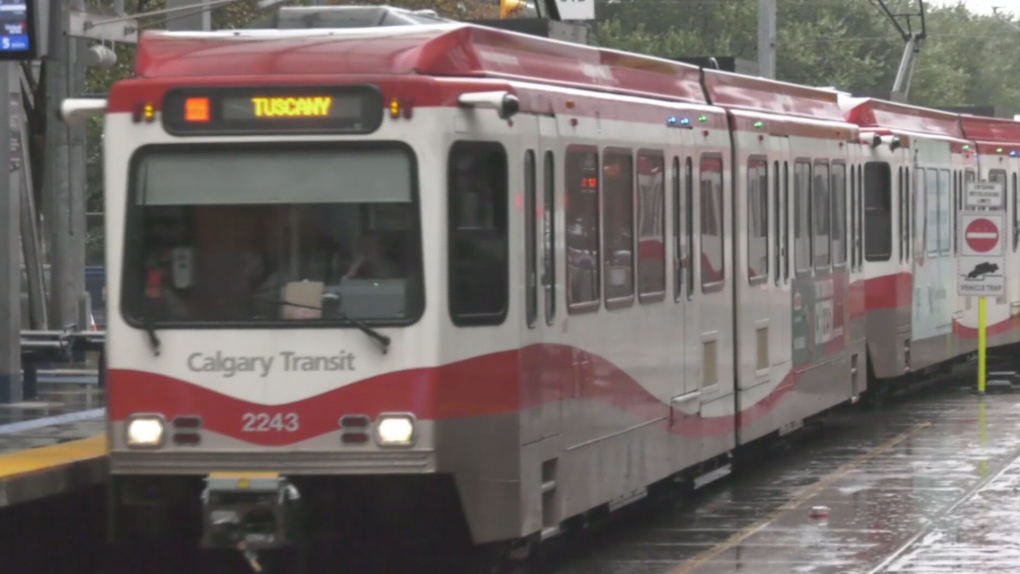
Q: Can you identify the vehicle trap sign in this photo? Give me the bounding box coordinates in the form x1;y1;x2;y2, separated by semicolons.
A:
959;211;1006;296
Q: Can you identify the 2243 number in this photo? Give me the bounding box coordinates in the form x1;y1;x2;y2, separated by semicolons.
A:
241;412;300;432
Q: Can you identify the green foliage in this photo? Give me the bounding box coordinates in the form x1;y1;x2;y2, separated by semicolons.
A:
593;0;1020;111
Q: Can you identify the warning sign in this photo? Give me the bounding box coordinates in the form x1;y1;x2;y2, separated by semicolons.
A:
966;181;1004;210
959;211;1006;296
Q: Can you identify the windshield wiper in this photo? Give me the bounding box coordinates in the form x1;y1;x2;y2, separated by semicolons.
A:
253;296;391;354
142;315;162;356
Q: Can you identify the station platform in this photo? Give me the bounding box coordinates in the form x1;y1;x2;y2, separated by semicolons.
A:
0;375;107;509
551;368;1020;574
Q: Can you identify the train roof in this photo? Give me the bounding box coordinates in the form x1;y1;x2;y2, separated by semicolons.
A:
133;24;709;104
132;22;855;125
701;70;848;124
959;114;1020;145
839;96;965;140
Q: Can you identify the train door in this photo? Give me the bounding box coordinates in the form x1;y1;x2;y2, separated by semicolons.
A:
911;141;954;370
520;115;562;445
668;147;699;471
694;139;736;462
733;129;789;445
847;146;866;396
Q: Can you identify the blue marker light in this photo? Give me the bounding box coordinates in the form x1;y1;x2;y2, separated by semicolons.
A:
680;117;690;125
667;116;677;125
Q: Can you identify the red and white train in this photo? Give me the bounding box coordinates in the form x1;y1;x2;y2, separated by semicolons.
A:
59;5;1020;570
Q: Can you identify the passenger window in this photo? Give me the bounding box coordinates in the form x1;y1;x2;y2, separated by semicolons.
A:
673;157;682;300
784;162;790;280
915;168;927;256
990;170;1008;211
938;169;950;255
774;160;782;284
543;151;556;325
926;168;939;256
864;162;892;261
700;155;724;290
813;162;830;268
565;147;600;311
448;141;509;326
1013;173;1019;252
603;149;634;305
850;165;857;268
524;150;537;328
747;157;769;283
831;163;846;266
794;160;812;273
686;158;695;296
637;151;665;301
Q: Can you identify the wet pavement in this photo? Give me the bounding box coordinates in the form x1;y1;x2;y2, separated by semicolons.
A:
551;367;1020;574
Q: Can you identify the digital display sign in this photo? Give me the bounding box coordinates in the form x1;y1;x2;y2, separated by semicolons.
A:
162;86;384;135
0;1;37;60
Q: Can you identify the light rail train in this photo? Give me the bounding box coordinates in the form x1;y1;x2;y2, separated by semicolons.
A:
60;5;1020;571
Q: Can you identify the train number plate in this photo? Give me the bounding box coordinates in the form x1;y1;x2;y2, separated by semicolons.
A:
241;412;300;432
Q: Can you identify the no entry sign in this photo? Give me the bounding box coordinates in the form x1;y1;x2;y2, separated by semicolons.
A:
965;218;999;253
959;211;1006;296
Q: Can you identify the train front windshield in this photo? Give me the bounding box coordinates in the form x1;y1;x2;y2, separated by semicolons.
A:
122;143;423;325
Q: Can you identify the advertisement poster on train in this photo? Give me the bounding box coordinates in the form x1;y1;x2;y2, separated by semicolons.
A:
792;274;847;366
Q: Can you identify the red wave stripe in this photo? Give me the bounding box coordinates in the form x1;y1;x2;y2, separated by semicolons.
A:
864;271;912;311
953;315;1020;339
109;343;813;446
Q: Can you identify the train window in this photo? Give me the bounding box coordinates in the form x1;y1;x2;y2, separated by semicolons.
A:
122;143;425;326
774;160;781;285
565;146;600;312
813;162;831;269
925;168;939;257
832;163;846;266
938;169;951;255
448;141;509;326
897;167;904;262
954;171;960;254
685;157;695;296
543;151;556;325
637;151;666;302
915;168;926;257
990;170;1008;211
700;155;724;290
524;150;538;328
673;158;682;300
1007;172;1015;250
904;166;911;260
864;162;892;262
747;157;769;283
850;165;856;268
603;149;635;306
793;160;812;273
784;162;790;280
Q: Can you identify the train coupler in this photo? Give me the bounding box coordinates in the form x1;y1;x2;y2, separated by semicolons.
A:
200;472;302;553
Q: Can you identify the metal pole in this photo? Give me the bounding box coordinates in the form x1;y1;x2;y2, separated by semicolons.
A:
43;1;86;331
0;62;23;403
757;0;776;79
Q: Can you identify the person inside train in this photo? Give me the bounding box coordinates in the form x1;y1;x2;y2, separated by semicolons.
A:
342;233;402;280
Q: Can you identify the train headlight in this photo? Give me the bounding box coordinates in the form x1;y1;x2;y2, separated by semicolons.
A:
376;414;415;446
126;415;165;447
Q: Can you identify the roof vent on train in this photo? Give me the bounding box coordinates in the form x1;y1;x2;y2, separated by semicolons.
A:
256;5;452;30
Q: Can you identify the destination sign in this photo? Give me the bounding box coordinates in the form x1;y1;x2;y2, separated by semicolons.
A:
162;86;384;135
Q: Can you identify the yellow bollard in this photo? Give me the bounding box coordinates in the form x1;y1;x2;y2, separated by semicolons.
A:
978;296;987;395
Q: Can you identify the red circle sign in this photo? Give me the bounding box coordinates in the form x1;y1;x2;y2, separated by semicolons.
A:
965;218;999;253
